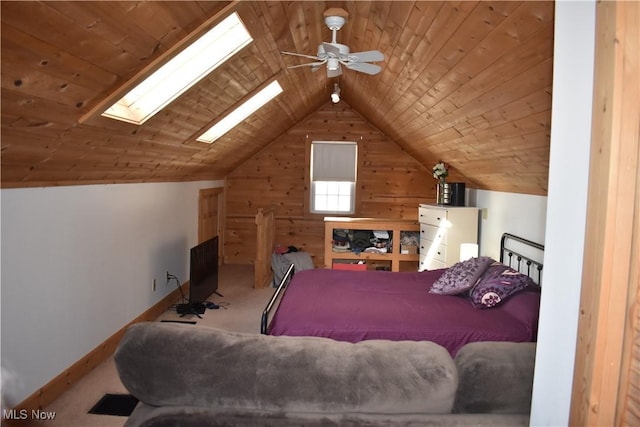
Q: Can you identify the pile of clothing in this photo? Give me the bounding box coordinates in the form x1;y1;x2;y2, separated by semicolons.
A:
271;245;314;287
332;230;351;252
332;229;392;254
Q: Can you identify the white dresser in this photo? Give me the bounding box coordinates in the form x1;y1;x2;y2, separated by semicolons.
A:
418;204;480;271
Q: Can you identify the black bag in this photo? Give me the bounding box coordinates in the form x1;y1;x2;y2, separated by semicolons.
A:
351;230;372;252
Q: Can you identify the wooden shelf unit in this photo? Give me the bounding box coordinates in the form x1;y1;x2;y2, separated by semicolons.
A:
324;217;420;272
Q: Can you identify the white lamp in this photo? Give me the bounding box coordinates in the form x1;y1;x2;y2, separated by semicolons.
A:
331;83;341;103
459;243;479;261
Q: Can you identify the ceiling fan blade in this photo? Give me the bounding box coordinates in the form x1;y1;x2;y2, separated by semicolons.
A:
287;61;327;70
347;50;384;63
281;51;323;61
344;62;381;75
316;44;327;58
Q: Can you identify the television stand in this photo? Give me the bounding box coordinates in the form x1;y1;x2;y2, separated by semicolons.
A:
176;303;205;318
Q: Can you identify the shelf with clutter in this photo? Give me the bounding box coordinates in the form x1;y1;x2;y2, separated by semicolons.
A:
324;217;420;272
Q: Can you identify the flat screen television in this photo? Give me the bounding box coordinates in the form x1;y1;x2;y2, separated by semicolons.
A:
177;236;220;316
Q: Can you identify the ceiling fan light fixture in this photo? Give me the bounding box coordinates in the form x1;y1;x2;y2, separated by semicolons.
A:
327;58;340;71
331;83;341;103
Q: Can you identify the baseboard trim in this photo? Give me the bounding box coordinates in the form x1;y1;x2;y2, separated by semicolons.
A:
8;282;189;416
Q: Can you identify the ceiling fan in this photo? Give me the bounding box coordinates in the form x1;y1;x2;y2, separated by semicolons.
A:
281;9;384;78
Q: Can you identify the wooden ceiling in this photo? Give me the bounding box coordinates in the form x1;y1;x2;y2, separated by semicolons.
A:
1;1;554;194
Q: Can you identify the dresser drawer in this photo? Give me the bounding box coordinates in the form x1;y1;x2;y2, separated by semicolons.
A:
418;206;448;226
419;256;446;271
420;223;448;246
419;239;447;263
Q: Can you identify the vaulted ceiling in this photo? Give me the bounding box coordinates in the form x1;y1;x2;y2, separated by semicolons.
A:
1;1;554;194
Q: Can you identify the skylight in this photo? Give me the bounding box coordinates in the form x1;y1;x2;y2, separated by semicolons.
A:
102;12;252;125
196;80;283;144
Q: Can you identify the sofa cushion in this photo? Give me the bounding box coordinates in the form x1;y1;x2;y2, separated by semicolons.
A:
125;403;531;427
115;322;458;416
452;341;536;414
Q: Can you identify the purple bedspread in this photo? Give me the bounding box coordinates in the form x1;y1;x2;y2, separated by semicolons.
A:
268;268;540;356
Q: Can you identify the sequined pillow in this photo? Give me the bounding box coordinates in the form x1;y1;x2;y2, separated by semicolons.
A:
429;256;494;295
469;262;537;309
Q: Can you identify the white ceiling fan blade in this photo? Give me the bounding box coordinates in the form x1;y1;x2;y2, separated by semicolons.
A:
281;51;323;61
344;62;381;75
287;60;327;70
347;50;384;63
316;44;327;58
287;62;324;71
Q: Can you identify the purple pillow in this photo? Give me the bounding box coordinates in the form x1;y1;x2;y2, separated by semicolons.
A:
429;256;494;295
469;262;538;308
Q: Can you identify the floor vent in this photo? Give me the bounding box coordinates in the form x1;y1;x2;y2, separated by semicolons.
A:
88;393;139;416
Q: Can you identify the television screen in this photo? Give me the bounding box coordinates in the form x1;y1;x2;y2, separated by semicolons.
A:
188;236;219;312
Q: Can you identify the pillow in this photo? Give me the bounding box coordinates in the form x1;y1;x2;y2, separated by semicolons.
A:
429;256;494;295
469;262;537;308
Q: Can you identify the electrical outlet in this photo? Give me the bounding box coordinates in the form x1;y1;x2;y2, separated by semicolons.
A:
482;208;488;220
152;278;157;292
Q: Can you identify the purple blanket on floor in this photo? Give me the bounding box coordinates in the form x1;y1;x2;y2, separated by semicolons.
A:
268;268;540;356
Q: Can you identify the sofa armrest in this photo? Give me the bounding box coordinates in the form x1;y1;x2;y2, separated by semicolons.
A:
452;341;536;414
115;322;458;416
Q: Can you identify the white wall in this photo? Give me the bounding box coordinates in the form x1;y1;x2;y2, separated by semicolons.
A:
1;180;222;406
530;1;595;425
469;189;547;260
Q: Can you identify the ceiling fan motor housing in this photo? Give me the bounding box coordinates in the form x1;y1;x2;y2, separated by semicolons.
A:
317;42;350;58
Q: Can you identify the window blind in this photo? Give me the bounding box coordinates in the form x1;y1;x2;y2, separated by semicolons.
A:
311;141;357;181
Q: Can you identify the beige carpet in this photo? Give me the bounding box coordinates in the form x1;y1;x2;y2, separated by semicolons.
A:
41;264;274;427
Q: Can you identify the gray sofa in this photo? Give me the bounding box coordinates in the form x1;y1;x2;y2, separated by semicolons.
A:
115;322;536;426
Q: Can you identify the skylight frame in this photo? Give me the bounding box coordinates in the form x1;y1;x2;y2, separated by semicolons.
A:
101;12;253;125
196;80;283;144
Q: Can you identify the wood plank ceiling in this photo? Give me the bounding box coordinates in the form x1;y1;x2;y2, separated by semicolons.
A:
1;1;554;194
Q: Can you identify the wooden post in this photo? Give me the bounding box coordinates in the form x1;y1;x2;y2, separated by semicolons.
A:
254;208;275;288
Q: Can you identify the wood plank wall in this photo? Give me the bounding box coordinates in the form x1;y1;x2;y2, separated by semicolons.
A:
569;1;640;425
224;101;456;267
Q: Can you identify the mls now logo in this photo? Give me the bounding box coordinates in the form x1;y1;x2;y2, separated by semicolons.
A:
3;409;56;420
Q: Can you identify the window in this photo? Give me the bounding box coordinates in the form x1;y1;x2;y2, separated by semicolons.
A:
310;141;357;214
197;80;283;143
102;12;252;125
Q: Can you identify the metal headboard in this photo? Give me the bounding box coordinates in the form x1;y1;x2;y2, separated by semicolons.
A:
500;233;544;285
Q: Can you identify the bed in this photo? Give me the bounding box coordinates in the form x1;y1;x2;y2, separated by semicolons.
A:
261;233;543;356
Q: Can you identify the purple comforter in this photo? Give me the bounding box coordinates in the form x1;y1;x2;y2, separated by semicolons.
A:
268;268;540;356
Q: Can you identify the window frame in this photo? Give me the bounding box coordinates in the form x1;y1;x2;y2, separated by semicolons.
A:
308;140;358;215
101;12;253;125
